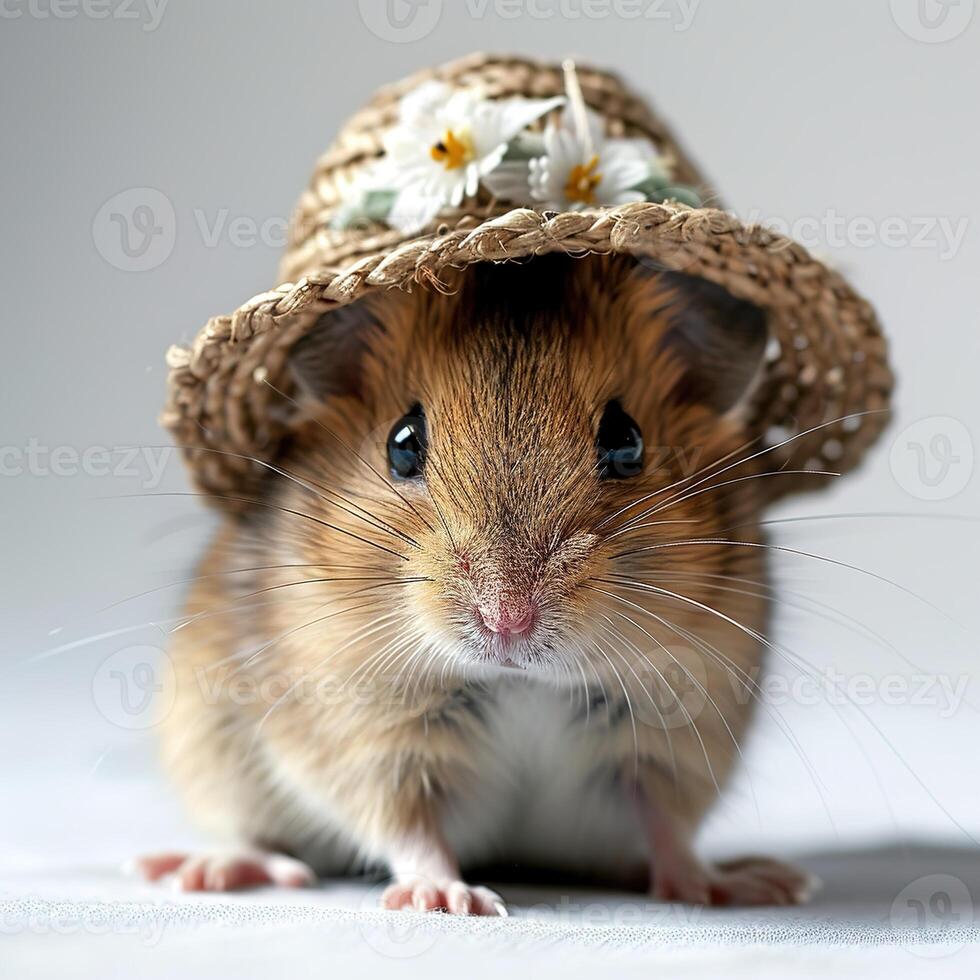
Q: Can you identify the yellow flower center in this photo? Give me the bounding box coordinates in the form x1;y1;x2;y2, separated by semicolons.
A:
430;128;474;170
564;154;602;205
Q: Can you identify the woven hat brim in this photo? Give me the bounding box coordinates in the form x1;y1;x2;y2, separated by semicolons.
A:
162;201;893;512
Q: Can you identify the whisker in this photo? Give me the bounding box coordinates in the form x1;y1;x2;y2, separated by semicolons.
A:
592;616;679;788
88;562;398;619
260;377;437;535
198;597;388;677
610;538;957;625
604;601;755;810
125;443;421;549
222;583;410;675
599;409;887;532
612;569;892;657
588;636;641;781
624;568;961;699
107;491;410;563
248;613;405;743
597;581;830;770
584;589;721;801
598;590;836;830
735;511;980;533
610;469;839;537
596;577;980;847
171;576;427;634
342;632;413;692
361;631;426;693
594;580;876;833
29;621;173;663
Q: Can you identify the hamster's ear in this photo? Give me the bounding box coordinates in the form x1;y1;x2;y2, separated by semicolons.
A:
287;298;387;404
645;269;769;416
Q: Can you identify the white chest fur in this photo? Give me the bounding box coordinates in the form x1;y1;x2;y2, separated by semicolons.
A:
442;676;647;876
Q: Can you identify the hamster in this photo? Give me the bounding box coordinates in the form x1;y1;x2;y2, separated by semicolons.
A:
135;253;817;912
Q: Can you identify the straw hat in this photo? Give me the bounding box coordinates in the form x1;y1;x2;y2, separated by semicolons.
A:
162;53;893;512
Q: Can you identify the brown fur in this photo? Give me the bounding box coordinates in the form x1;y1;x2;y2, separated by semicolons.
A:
161;254;770;882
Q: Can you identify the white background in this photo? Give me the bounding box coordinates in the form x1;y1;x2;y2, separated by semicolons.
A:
2;0;980;973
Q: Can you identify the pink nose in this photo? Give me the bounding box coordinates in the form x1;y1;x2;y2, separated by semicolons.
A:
477;599;536;636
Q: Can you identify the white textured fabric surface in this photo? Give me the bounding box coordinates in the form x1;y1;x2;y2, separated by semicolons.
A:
4;856;980;978
0;684;980;980
7;514;980;978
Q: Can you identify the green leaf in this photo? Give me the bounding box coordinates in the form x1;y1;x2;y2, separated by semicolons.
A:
331;189;398;230
503;131;546;161
630;174;702;208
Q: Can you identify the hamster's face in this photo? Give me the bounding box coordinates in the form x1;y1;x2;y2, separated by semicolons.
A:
279;254;769;681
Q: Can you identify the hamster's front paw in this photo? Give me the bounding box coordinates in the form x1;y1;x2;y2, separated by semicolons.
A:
128;849;317;892
381;878;507;916
653;855;819;907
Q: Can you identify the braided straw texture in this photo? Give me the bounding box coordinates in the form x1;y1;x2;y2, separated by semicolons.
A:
280;52;712;285
161;55;892;514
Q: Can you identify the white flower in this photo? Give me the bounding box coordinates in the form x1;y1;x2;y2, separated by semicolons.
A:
490;105;670;211
376;81;563;234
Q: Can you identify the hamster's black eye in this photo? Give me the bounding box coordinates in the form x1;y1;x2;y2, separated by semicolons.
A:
387;404;427;480
597;400;644;480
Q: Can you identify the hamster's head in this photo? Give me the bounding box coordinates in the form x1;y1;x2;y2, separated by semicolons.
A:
278;254;770;681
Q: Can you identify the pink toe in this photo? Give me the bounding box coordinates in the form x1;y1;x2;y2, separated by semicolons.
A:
266;856;316;888
413;884;443;912
132;853;188;882
380;883;413;910
176;858;208;892
446;883;472;915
